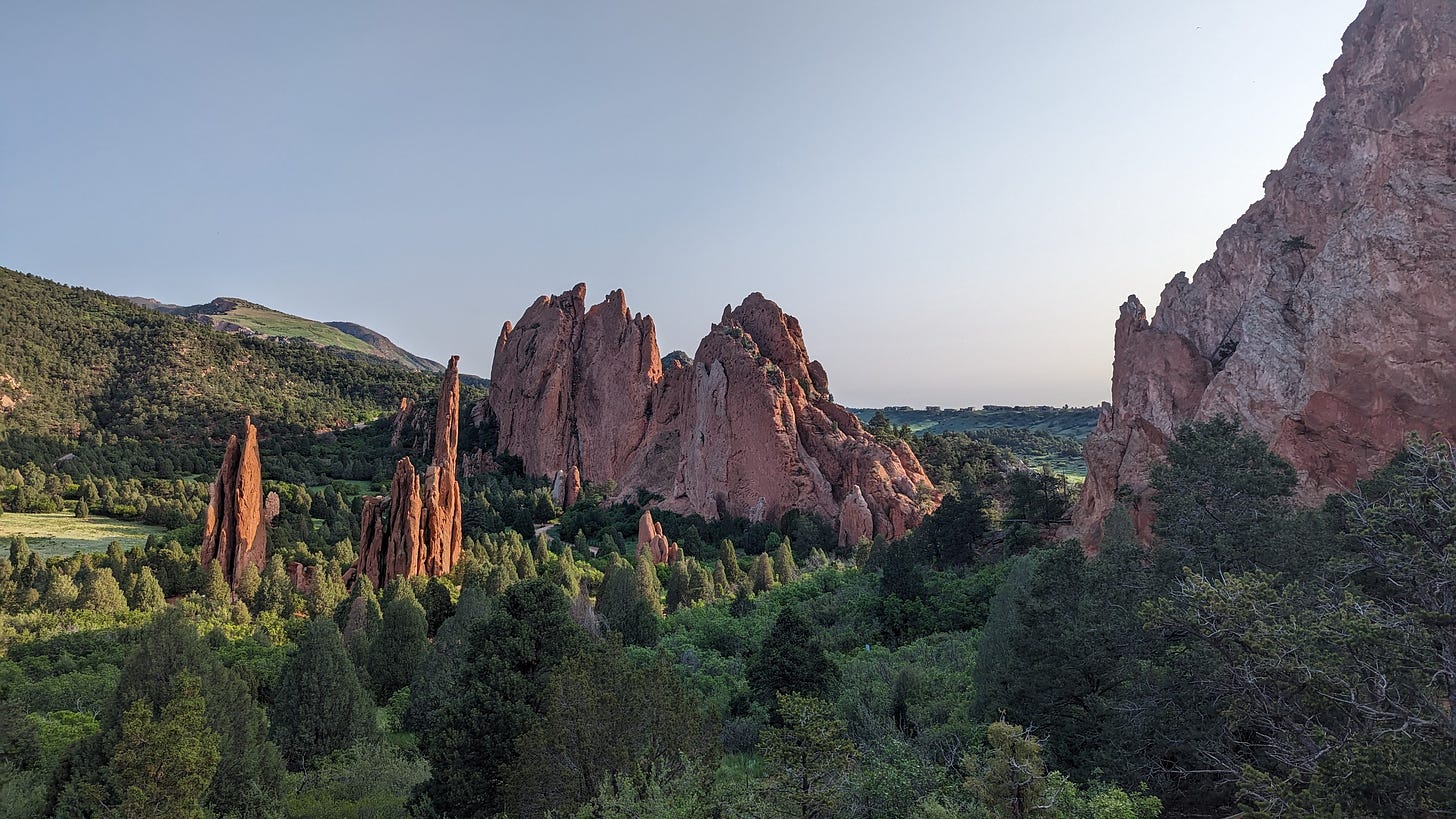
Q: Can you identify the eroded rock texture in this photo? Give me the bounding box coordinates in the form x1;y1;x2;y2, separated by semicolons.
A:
1074;0;1456;548
491;287;936;540
354;357;463;586
201;416;268;587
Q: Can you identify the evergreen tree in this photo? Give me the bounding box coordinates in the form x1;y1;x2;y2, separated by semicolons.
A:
421;575;455;637
272;619;378;769
758;693;859;818
713;560;731;597
665;561;690;613
74;498;90;519
78;567;128;615
339;576;384;673
407;586;493;736
416;578;587;816
718;540;742;584
107;671;221;819
236;563;262;608
748;605;834;701
306;562;347;620
254;554;296;617
201;560;230;608
597;559;658;647
772;541;799;585
370;579;429;702
687;561;714;606
635;552;664;616
130;566;166;611
42;571;79;610
972;721;1054;819
749;552;775;594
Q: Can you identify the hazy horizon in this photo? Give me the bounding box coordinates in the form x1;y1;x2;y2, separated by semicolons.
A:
1;1;1365;407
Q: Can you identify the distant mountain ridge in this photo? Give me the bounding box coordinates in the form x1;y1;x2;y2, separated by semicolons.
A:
124;294;457;376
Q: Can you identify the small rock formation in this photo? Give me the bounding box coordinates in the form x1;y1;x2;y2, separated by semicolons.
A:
389;397;415;449
549;469;567;507
565;466;581;508
635;509;677;564
491;286;937;540
201;416;269;588
838;485;874;548
285;561;317;594
1073;0;1456;549
354;357;464;586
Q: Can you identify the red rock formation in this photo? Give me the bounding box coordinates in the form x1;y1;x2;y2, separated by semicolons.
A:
201;416;268;588
565;466;581;508
354;357;464;585
491;285;663;482
390;397;415;449
1074;0;1456;550
491;287;938;540
838;485;874;548
420;355;463;575
285;561;317;594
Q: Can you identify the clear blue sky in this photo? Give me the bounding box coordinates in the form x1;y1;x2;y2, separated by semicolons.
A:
0;1;1364;407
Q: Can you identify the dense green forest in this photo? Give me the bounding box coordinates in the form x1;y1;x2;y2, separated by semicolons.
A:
3;409;1452;816
857;407;1095;477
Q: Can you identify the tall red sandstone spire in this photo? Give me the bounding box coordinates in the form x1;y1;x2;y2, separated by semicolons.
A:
201;416;268;587
1073;0;1456;549
354;357;464;587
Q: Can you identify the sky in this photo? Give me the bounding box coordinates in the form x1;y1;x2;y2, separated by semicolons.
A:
0;1;1366;408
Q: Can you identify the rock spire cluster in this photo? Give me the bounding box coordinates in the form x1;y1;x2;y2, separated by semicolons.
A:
355;356;464;586
1073;0;1456;548
491;287;936;541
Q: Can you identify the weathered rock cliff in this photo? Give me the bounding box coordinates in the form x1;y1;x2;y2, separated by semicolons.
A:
491;287;936;540
1074;0;1456;548
201;416;270;587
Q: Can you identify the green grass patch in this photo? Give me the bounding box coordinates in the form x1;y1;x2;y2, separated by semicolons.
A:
222;305;378;355
0;513;165;557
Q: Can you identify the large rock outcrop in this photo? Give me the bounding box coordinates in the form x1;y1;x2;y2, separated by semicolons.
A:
491;287;936;541
354;357;463;587
201;416;270;587
1074;0;1456;548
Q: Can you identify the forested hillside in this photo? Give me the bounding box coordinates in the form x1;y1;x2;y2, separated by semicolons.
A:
0;266;436;444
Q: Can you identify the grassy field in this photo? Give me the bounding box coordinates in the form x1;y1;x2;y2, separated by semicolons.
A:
221;304;380;355
0;513;165;557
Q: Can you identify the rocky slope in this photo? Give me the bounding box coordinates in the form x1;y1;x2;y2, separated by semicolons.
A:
491;286;936;544
1074;0;1456;547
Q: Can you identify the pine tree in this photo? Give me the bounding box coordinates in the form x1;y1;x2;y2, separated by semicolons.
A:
201;560;230;608
972;721;1054;819
748;605;834;701
306;563;347;619
665;561;690;613
758;693;860;818
107;671;221;819
371;579;429;702
79;567;129;615
421;576;455;637
43;571;79;610
131;566;166;611
687;560;713;606
74;498;90;519
713;560;731;597
772;541;799;585
236;563;262;608
272;619;378;769
254;554;295;617
635;552;664;616
718;540;742;584
339;576;384;673
749;553;775;594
